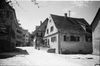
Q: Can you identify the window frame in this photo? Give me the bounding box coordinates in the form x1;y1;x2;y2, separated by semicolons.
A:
63;35;70;41
50;26;54;32
70;35;80;42
51;36;56;42
47;29;49;34
85;35;92;42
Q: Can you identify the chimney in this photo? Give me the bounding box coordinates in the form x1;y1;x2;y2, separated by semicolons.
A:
64;13;67;18
40;21;42;25
68;10;71;17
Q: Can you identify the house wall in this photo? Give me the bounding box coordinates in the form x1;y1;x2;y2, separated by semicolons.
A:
44;16;59;53
44;16;58;37
46;34;59;53
93;20;100;55
60;30;92;54
44;15;92;54
16;27;24;46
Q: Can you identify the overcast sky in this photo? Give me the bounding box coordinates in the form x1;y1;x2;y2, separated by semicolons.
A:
12;0;100;33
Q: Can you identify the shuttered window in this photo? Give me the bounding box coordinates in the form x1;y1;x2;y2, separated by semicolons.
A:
51;37;56;42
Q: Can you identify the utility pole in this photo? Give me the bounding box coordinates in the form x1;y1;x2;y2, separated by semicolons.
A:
68;10;71;17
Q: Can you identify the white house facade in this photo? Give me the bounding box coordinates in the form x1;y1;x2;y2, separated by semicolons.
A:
91;8;100;55
44;14;92;54
44;16;59;53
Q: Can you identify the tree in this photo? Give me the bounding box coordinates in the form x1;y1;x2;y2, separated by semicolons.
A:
3;0;40;8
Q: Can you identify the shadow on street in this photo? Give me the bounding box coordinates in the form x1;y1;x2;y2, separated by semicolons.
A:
0;48;29;59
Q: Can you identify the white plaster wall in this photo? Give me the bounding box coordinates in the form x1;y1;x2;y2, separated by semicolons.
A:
93;20;100;55
60;32;92;54
46;34;59;53
44;16;59;53
44;16;58;37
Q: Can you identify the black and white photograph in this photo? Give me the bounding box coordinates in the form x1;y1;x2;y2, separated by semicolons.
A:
0;0;100;66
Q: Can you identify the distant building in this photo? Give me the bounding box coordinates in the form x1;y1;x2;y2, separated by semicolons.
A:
0;0;18;52
32;18;48;47
91;8;100;55
23;29;30;46
16;26;24;47
44;14;92;54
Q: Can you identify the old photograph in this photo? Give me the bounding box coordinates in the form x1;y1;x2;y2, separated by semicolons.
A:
0;0;100;66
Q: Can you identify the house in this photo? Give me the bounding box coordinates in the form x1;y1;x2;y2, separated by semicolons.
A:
23;29;30;46
0;0;18;52
32;18;48;47
44;14;92;54
16;26;24;47
91;8;100;55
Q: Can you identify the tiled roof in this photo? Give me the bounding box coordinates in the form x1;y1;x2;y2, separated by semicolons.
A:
50;14;89;32
91;8;100;32
33;18;48;35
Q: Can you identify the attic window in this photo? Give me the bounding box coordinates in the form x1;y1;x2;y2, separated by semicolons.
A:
50;26;54;32
47;29;49;34
49;19;51;22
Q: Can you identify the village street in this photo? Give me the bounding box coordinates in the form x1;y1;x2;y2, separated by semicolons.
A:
0;47;99;66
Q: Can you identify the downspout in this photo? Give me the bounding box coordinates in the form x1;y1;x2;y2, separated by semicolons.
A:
58;30;61;54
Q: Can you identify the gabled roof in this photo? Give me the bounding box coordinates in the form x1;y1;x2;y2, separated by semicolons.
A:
50;14;89;32
91;8;100;32
33;18;48;35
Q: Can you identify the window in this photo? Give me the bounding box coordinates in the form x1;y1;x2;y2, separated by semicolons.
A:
70;36;76;41
49;19;51;22
44;39;47;43
76;36;80;41
85;35;92;42
63;35;69;41
50;26;54;32
47;29;49;34
51;37;56;42
47;39;50;47
64;35;66;41
36;32;42;37
70;35;80;41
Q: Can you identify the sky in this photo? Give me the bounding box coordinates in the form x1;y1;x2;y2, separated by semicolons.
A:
11;0;100;33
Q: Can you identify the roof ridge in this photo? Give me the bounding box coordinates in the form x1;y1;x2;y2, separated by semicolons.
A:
50;13;89;32
50;14;85;20
50;14;64;18
91;8;100;31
